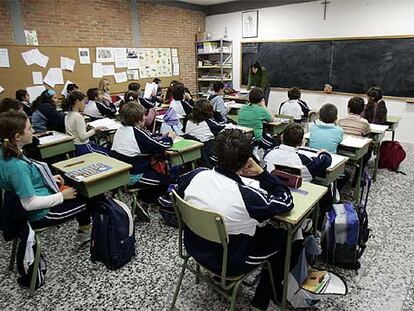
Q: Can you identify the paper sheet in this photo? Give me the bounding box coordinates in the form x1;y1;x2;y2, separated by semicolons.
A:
114;72;127;83
127;59;140;69
0;48;10;68
61;80;74;96
144;82;158;99
172;63;180;76
102;64;115;76
341;135;371;148
43;68;64;87
38;131;71;145
35;50;49;68
26;85;46;102
369;124;389;133
0;85;4;94
78;48;90;64
32;71;43;85
88;118;121;131
171;49;178;57
92;63;103;78
60;56;75;71
114;48;127;68
96;47;114;63
126;69;139;80
24;30;38;45
297;148;347;170
21;49;36;65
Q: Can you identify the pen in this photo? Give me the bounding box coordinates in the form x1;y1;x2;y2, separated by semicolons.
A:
63;160;85;168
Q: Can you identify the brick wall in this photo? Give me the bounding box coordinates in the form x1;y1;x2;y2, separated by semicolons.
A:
0;1;15;44
0;1;205;93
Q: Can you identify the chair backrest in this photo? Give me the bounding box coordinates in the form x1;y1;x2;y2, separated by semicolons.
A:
171;190;228;245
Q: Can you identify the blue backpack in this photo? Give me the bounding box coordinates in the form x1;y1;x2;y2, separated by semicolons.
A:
323;172;371;269
90;198;135;270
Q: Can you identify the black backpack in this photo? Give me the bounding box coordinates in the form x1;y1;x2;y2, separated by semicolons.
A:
90;197;135;270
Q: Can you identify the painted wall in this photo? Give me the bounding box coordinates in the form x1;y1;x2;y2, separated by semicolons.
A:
206;0;414;143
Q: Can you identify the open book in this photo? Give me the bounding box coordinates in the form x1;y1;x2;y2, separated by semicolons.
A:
88;118;121;131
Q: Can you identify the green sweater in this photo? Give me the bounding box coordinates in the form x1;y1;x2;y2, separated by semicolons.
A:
247;68;269;90
238;103;272;139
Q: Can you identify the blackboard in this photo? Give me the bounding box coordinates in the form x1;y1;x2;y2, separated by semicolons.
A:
241;37;414;98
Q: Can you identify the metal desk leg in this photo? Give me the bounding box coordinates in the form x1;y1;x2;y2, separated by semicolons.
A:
281;228;293;311
354;159;363;203
312;203;321;236
373;142;380;182
392;130;395;141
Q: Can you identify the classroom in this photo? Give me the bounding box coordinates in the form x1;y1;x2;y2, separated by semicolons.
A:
0;0;413;310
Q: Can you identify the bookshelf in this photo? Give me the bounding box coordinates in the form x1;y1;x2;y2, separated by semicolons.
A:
196;39;233;93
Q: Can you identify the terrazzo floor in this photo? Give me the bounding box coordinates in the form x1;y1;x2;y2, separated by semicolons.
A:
1;143;414;311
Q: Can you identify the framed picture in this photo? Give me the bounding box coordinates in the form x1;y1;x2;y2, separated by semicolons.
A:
242;10;258;38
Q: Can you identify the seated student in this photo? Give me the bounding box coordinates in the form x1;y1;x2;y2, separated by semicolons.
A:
309;103;344;153
65;91;108;156
363;86;388;125
128;82;141;93
15;89;32;116
119;90;157;129
264;123;332;182
110;102;175;219
338;97;371;136
31;89;65;133
153;78;164;102
0;110;93;241
279;87;310;121
177;129;294;310
169;83;193;117
98;78;112;103
84;88;117;121
238;87;277;149
0;98;23;113
185;99;225;167
61;83;79;111
207;81;228;122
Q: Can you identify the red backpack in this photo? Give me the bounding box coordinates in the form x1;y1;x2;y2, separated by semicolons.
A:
378;141;406;172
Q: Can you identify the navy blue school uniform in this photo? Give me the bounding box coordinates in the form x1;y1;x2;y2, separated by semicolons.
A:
84;100;116;121
177;166;294;308
32;102;65;133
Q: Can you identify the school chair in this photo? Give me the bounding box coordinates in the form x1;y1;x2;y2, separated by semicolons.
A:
169;190;277;311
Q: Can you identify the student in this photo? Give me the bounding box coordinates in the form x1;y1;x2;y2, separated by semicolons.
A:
169;83;193;117
164;80;180;105
119;90;157;129
238;87;277;149
98;78;112;103
118;90;140;112
128;82;141;93
110;102;175;219
84;88;117;121
309;103;344;153
177;129;294;310
31;89;65;133
264;123;332;182
153;78;163;98
0;110;92;241
0;98;23;113
279;87;310;121
207;81;228;122
61;83;79;111
185;99;225;167
363;86;388;125
15;89;32;116
65;91;108;156
338;97;371;136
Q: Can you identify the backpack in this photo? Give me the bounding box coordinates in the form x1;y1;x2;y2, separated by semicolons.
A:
90;198;135;270
378;141;406;172
323;172;371;269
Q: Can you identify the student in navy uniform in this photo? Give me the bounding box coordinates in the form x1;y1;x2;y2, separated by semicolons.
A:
164;80;180;105
110;102;175;220
177;129;294;310
31;89;66;133
169;83;193;117
128;82;141;92
279;87;310;121
65;91;108;156
0;110;93;241
84;88;116;121
119;90;157;130
185;98;225;167
207;81;228;122
264;123;332;182
15;89;32;116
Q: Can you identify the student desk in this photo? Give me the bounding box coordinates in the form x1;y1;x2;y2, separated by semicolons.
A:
52;153;132;198
223;94;249;103
37;131;75;159
166;139;204;169
385;115;401;141
226;102;244;115
272;182;328;311
298;147;349;186
369;124;389;182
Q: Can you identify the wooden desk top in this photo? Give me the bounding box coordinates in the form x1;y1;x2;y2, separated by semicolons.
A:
274;182;328;225
166;139;204;155
304;132;372;149
37;131;74;148
369;124;389;134
297;147;349;173
52;153;132;184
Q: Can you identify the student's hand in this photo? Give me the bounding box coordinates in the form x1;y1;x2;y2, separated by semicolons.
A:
241;157;264;177
167;131;177;139
62;187;77;200
54;175;64;185
184;92;191;100
94;126;107;132
260;98;266;107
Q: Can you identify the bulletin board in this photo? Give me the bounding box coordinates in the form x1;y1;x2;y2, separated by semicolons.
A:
0;45;181;99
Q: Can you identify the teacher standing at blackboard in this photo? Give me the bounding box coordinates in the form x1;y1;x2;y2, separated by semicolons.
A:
247;61;270;105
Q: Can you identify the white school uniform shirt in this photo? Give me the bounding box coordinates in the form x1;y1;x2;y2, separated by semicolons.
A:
279;99;304;120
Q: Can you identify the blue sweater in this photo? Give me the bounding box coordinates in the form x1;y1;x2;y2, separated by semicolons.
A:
309;121;343;154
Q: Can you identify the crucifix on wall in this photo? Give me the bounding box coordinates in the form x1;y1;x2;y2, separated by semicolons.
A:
321;0;330;20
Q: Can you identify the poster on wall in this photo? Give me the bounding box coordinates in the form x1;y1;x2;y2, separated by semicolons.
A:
24;30;39;45
96;47;114;63
78;48;91;64
242;10;258;38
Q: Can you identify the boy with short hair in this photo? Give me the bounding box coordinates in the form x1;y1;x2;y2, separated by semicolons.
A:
309;103;344;153
264;123;332;182
178;129;294;310
207;81;228;122
279;87;310;121
338;97;371;136
238;87;277;149
84;87;117;121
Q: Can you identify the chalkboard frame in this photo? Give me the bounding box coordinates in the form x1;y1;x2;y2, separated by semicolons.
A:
240;35;414;101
